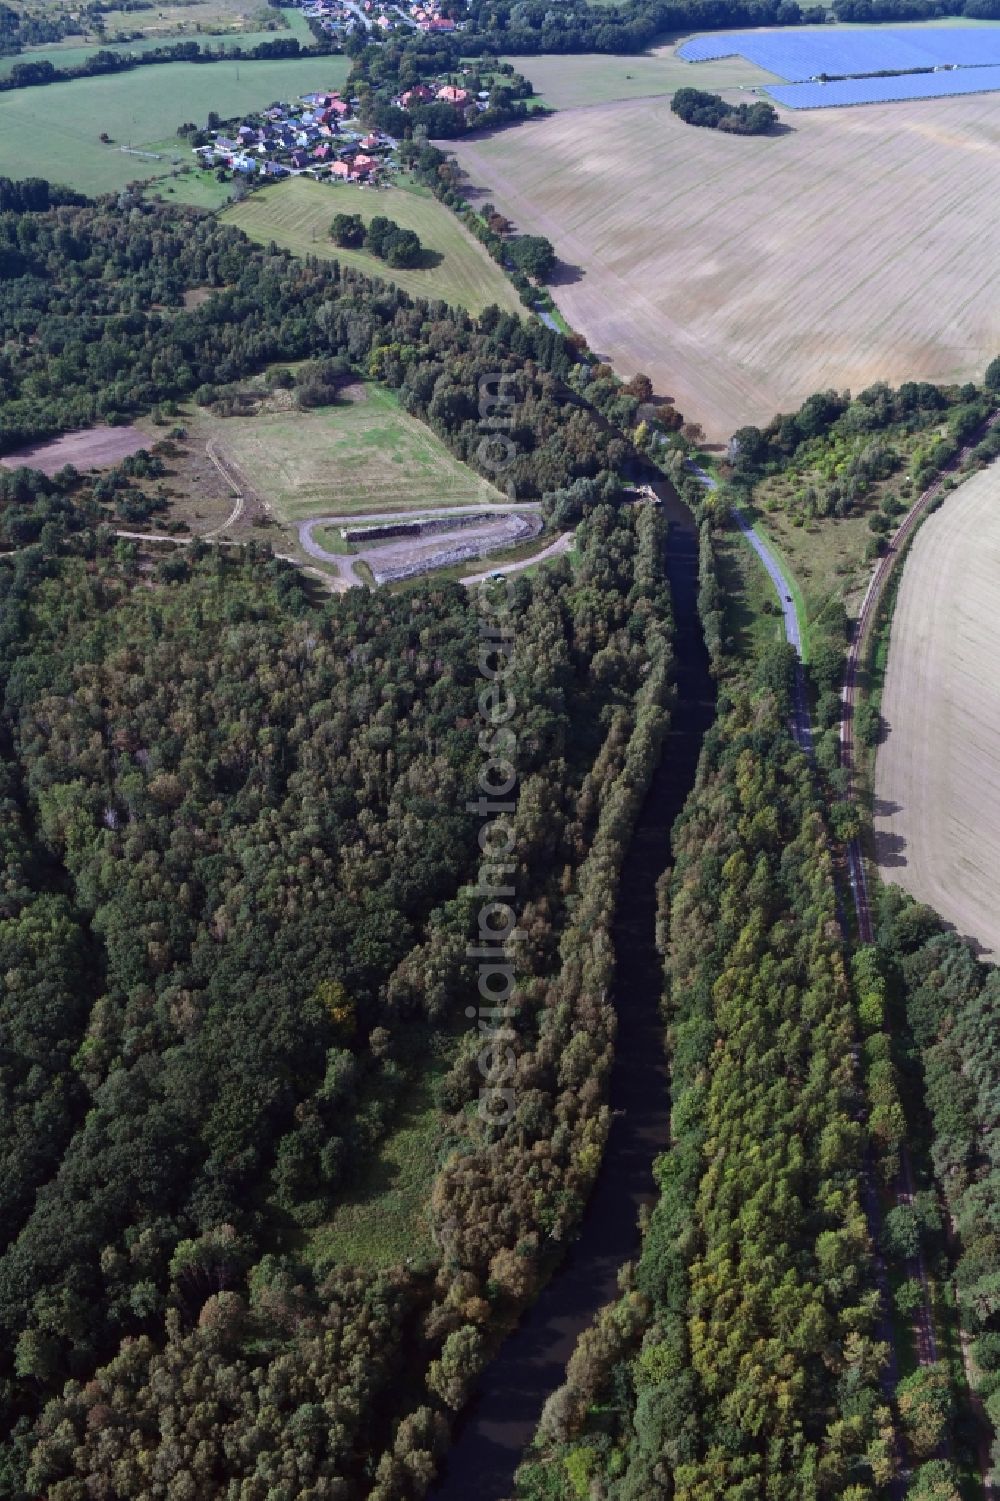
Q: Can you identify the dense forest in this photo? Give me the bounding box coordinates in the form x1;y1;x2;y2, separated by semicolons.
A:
517;688;908;1499
0;496;675;1498
873;890;1000;1477
0;194;628;503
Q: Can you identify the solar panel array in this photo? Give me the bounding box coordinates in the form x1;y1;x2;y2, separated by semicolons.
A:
678;26;1000;82
769;63;1000;108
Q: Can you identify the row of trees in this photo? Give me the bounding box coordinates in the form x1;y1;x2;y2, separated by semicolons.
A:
0;33;307;92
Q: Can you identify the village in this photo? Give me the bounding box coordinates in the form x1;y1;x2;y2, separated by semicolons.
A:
298;0;460;44
194;78;485;184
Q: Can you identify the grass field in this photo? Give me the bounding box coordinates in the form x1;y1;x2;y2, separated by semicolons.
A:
154;386;503;531
147;162;239;209
874;461;1000;960
0;14;310;75
451;92;1000;440
0;57;348;194
304;1074;441;1270
222;176;522;315
504;42;778;110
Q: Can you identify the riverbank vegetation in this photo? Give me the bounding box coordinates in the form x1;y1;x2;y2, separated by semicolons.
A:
0;497;675;1498
873;869;1000;1476
517;686;897;1499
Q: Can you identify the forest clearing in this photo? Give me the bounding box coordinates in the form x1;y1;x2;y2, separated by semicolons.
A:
875;460;1000;960
451;92;1000;438
150;387;505;541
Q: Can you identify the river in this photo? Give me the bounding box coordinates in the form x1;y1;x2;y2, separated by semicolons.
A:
430;484;716;1501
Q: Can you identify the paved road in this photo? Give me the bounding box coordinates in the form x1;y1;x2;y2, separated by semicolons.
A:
687;460;813;756
461;530;572;584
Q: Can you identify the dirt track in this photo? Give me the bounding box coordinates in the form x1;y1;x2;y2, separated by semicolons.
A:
874;461;1000;960
1;425;150;475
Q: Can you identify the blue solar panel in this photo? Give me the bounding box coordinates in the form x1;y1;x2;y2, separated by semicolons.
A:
678;26;1000;83
767;64;1000;108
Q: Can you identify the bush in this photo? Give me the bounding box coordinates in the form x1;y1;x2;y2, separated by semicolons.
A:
330;212;365;249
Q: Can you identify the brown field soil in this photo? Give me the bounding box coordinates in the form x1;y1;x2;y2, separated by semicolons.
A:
450;93;1000;439
0;424;151;475
874;461;1000;961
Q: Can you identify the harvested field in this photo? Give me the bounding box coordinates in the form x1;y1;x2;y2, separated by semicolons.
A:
0;424;151;475
222;176;521;316
874;462;1000;960
450;93;1000;439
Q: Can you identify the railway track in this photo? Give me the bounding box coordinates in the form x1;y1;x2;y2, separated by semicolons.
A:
840;408;1000;842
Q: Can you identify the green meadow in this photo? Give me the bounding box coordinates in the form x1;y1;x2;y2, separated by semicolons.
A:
0;55;349;194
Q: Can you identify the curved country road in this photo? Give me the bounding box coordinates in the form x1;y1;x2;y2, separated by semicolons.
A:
686;460;813;755
461;531;573;583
